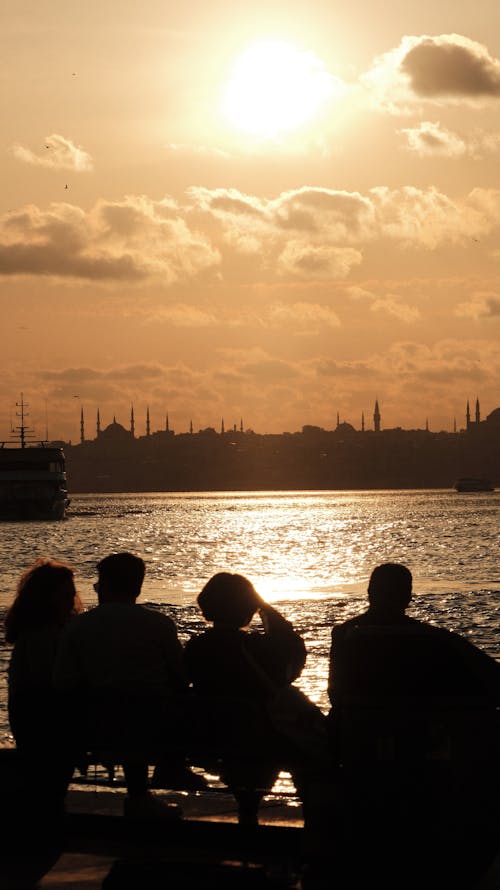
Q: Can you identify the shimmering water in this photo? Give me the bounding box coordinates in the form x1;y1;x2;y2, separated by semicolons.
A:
1;489;499;744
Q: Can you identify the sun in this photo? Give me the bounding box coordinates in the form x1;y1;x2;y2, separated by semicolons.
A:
222;39;340;140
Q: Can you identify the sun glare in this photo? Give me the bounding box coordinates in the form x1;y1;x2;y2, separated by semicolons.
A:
222;39;340;139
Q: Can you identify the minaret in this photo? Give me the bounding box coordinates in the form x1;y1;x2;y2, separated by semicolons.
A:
336;412;340;429
466;400;471;430
189;419;193;435
221;417;225;434
130;405;135;438
96;409;101;437
373;399;381;433
361;412;365;433
166;412;169;433
453;417;457;434
475;397;480;425
240;418;243;433
146;406;150;437
80;406;85;444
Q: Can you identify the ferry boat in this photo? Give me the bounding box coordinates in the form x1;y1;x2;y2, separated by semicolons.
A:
453;477;495;492
0;396;70;520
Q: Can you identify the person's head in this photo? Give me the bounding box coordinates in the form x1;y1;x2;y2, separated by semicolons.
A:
367;563;412;615
197;572;259;629
95;552;145;604
4;558;81;644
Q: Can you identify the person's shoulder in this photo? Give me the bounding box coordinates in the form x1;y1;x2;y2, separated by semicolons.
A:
406;617;455;638
332;612;369;635
405;618;489;654
184;628;212;651
135;604;177;629
61;608;94;631
55;608;95;647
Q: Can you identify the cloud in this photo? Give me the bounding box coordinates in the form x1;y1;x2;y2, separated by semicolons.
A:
237;357;300;383
402;35;500;99
370;186;487;248
317;339;500;388
371;297;421;323
383;340;498;385
41;364;167;383
4;183;500;285
400;121;467;157
346;286;375;301
456;292;500;319
0;197;220;283
266;302;341;329
277;242;362;278
188;187;264;219
272;187;375;239
316;358;374;378
144;304;218;327
363;34;500;112
189;186;372;278
189;185;374;241
400;121;500;158
10;134;94;171
192;184;496;254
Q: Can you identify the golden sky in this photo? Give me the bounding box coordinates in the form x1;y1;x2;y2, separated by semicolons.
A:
2;0;500;440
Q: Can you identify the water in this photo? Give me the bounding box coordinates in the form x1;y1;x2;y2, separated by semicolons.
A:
1;489;499;745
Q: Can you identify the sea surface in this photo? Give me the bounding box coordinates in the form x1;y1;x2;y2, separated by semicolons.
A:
0;489;499;747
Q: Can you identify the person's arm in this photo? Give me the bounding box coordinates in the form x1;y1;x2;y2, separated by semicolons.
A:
253;594;306;683
449;631;500;703
255;596;294;634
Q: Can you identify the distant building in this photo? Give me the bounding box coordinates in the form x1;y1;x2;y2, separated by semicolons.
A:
63;397;500;493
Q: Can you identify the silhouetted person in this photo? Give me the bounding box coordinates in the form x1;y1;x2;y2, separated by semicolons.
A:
184;572;307;825
3;558;83;885
328;563;500;707
5;558;82;757
322;563;500;890
54;552;189;818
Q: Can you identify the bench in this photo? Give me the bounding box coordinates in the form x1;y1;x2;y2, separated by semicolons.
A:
3;697;500;888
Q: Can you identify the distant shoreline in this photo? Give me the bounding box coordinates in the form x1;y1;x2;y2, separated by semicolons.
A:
66;485;497;496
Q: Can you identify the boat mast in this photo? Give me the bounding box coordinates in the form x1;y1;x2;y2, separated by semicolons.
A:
12;394;34;448
18;394;27;448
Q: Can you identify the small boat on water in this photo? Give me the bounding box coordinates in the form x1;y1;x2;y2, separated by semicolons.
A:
0;396;70;520
453;477;495;492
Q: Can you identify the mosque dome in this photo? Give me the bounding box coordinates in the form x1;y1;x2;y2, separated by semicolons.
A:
335;422;356;436
485;407;500;426
99;419;132;441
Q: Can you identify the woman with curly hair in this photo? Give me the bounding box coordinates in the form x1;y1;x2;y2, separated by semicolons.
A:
5;557;82;749
5;558;82;801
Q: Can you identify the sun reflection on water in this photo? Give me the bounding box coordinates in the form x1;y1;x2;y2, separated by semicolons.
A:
0;490;499;743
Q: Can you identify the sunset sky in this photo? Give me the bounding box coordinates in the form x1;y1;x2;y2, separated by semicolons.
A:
2;1;500;441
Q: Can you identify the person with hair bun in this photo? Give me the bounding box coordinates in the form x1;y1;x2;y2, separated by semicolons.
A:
184;572;307;825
